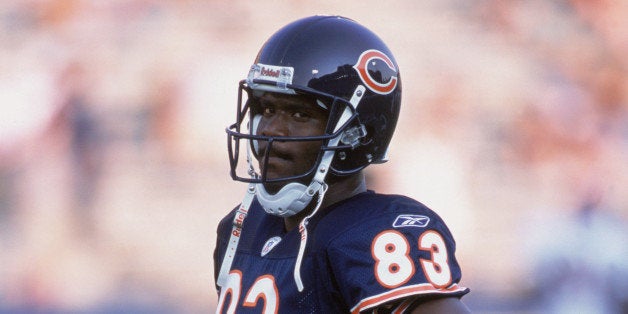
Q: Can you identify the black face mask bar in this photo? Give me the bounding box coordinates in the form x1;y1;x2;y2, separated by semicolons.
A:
226;80;361;184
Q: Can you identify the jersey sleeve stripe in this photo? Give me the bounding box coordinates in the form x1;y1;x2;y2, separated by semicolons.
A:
350;283;468;314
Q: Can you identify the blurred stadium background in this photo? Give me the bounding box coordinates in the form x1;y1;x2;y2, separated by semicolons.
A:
1;0;627;313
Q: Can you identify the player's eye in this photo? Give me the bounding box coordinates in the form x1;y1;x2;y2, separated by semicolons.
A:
292;111;311;120
261;105;275;116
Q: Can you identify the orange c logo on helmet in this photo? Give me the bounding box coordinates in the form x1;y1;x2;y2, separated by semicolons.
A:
353;49;398;95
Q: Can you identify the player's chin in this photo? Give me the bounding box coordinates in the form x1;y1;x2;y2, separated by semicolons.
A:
261;167;314;194
262;181;285;195
260;158;290;178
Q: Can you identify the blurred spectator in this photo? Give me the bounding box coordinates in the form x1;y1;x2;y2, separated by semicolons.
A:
48;62;104;238
525;187;628;313
0;153;19;238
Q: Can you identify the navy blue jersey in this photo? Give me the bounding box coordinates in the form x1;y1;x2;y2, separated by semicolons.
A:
214;191;469;313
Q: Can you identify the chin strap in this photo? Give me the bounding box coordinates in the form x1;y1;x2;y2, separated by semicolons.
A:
216;183;256;288
255;181;320;217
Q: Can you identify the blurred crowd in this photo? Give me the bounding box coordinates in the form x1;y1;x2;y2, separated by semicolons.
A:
1;0;627;313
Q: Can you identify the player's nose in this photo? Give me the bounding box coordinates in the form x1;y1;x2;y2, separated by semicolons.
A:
259;113;289;137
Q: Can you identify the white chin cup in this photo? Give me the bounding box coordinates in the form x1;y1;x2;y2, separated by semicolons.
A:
255;182;319;217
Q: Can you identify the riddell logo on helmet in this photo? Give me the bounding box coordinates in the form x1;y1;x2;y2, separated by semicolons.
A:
261;67;280;78
248;63;295;87
353;49;398;95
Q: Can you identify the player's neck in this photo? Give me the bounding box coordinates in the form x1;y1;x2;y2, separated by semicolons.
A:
283;172;367;232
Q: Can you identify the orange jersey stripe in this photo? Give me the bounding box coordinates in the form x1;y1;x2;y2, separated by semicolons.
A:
350;283;467;314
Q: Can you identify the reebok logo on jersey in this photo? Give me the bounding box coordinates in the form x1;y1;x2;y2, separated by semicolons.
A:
393;215;430;228
261;236;282;257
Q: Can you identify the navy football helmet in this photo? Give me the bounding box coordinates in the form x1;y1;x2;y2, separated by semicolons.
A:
226;15;402;216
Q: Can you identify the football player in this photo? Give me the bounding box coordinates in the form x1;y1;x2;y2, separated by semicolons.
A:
214;15;470;313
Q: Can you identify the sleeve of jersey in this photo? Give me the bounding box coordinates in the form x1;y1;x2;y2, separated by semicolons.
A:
326;209;469;313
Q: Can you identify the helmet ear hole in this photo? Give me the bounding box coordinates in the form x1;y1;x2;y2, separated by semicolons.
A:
360;124;374;146
340;124;367;148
